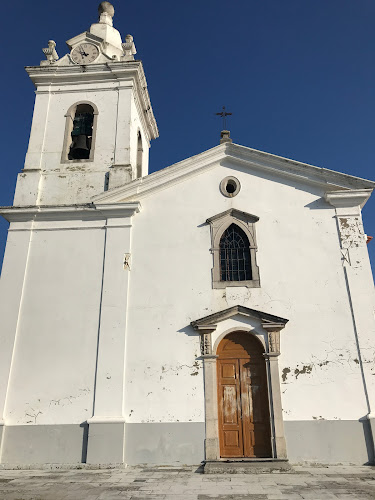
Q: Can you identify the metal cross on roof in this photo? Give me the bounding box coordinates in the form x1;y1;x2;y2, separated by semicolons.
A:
215;106;232;130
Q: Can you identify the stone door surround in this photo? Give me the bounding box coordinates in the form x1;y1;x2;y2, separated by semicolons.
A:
191;305;288;461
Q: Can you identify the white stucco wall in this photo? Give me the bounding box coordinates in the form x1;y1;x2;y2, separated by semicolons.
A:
125;160;371;425
3;225;105;425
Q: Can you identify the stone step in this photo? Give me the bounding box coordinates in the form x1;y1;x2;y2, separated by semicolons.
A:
204;459;293;474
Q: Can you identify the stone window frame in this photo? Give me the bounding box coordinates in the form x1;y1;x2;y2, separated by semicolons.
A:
61;101;99;164
220;176;241;198
206;208;260;289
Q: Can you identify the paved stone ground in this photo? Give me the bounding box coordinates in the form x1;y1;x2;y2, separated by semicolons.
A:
0;465;374;499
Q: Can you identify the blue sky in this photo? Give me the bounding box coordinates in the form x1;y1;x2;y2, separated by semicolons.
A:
0;0;374;274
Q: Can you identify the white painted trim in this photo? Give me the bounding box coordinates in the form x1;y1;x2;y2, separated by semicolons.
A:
325;189;373;208
0;203;141;223
93;143;375;204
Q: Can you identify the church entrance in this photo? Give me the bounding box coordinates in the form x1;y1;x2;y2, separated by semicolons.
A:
217;332;272;458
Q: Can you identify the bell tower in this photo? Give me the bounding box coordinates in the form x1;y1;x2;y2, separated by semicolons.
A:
14;1;158;206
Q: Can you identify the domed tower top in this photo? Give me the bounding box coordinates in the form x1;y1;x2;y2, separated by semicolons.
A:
98;1;115;26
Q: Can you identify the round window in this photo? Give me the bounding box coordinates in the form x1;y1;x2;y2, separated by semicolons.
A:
220;176;241;198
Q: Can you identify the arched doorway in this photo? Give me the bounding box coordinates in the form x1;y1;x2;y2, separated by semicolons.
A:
217;331;272;458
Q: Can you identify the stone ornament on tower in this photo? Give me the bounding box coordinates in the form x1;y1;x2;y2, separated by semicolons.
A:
98;1;115;27
41;40;59;65
122;35;137;61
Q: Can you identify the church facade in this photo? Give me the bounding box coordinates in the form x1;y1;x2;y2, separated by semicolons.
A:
1;2;375;467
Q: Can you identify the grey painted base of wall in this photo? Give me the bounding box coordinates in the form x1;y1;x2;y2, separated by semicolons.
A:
86;422;125;464
0;420;373;466
284;420;374;465
0;424;87;465
125;422;205;465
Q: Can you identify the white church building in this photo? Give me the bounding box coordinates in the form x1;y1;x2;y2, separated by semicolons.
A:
1;2;375;468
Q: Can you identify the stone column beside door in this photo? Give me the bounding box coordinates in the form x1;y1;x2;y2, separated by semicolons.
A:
195;325;219;461
262;324;288;459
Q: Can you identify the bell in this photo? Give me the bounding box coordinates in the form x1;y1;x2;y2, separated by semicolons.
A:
69;134;90;160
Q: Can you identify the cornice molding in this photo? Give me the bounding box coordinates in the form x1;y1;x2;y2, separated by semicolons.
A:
66;31;104;50
325;189;373;209
26;61;158;141
225;143;375;191
93;143;375;204
191;305;288;330
0;202;141;223
206;208;259;225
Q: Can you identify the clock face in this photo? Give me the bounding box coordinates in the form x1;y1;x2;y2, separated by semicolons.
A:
71;43;99;64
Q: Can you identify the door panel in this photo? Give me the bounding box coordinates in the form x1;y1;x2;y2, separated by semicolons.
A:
240;359;272;458
223;386;240;424
217;359;243;457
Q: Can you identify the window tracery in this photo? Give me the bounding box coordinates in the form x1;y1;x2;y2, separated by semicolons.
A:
220;224;252;281
206;209;260;288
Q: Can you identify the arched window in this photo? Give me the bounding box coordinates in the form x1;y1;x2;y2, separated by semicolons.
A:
206;208;260;288
61;102;98;163
136;131;143;178
220;224;252;281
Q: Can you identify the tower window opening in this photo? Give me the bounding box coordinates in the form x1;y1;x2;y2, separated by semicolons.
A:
68;104;94;160
136;131;143;178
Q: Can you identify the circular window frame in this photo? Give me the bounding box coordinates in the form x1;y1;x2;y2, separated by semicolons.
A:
220;176;241;198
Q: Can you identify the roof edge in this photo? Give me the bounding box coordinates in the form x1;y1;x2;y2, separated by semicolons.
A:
93;142;375;204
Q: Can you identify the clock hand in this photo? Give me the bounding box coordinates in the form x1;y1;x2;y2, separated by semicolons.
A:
78;48;89;57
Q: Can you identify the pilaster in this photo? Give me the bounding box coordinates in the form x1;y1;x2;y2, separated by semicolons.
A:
86;203;140;464
109;85;133;190
326;189;375;458
0;221;33;447
23;91;51;170
195;325;220;460
202;355;220;460
262;324;287;459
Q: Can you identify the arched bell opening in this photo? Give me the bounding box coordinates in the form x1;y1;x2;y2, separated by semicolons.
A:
61;101;98;163
68;104;94;160
216;331;272;458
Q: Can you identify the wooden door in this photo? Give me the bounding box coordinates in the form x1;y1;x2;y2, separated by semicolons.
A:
217;332;272;458
217;358;244;457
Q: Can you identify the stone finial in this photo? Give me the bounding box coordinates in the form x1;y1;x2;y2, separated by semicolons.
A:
122;34;137;61
98;1;114;26
42;40;59;64
220;130;232;144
